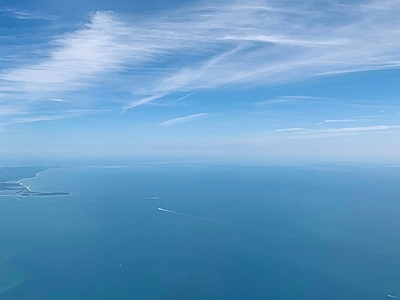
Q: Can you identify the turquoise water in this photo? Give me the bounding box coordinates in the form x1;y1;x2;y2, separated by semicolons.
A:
1;164;400;299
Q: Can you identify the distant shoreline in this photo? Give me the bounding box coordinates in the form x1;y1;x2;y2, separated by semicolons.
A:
0;166;71;197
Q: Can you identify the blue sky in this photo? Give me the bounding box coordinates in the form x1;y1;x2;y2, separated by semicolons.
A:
0;0;400;163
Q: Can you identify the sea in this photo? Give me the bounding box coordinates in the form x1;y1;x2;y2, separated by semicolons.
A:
0;164;399;299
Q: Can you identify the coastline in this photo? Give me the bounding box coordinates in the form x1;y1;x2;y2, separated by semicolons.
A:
0;166;71;197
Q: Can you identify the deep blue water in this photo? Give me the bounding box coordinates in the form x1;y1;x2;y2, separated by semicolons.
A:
1;164;400;299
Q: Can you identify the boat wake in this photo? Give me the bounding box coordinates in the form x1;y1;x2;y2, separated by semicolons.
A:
157;207;234;227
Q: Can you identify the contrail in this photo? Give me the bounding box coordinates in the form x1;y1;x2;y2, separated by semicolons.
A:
157;207;235;227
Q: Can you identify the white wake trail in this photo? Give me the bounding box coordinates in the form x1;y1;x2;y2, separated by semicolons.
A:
157;208;307;240
157;207;234;227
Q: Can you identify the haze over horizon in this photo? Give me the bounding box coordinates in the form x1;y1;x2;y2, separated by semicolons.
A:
1;0;400;163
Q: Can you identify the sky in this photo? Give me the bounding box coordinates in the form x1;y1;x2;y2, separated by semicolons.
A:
0;0;400;164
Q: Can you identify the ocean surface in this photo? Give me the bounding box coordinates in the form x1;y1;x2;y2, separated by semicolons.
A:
0;164;400;299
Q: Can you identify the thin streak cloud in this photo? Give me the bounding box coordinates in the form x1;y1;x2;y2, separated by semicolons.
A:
255;96;324;106
123;94;167;112
274;128;304;132
318;125;400;134
273;125;400;140
50;98;69;103
175;94;193;102
160;113;207;127
324;119;355;123
0;8;56;20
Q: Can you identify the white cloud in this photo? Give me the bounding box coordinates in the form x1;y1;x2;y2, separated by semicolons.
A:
1;12;142;93
50;98;69;103
255;99;289;106
274;128;305;132
0;8;56;20
1;0;400;116
324;119;355;123
255;96;324;106
175;94;193;102
0;104;25;116
160;113;207;127
123;94;167;112
273;125;400;139
318;125;400;133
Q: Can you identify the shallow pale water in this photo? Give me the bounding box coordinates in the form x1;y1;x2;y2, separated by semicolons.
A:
1;164;399;299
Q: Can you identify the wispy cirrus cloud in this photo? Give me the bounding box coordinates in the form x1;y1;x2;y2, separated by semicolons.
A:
0;109;102;127
317;125;400;134
175;94;193;102
274;128;305;132
0;8;56;20
274;125;400;139
324;119;357;123
49;98;69;103
123;94;168;112
255;99;290;106
1;0;400;119
160;113;207;127
255;96;324;106
1;11;142;93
